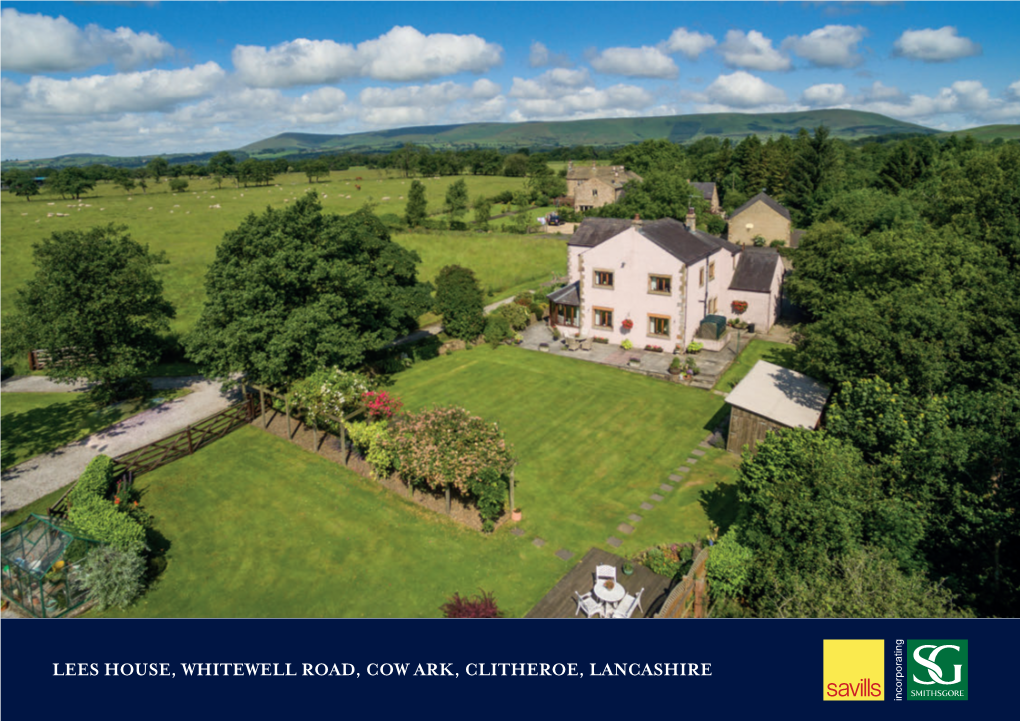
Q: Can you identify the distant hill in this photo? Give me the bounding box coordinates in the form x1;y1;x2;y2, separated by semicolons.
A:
3;110;973;171
935;124;1020;142
240;110;935;156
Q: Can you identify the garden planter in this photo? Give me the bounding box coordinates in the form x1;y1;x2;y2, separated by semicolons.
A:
628;358;641;368
621;563;634;576
668;367;682;376
511;508;523;522
539;343;550;352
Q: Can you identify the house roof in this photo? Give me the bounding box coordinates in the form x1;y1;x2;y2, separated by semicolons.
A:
730;248;782;293
570;217;737;265
567;165;642;185
729;192;791;222
690;182;716;201
726;361;830;430
790;229;805;249
569;218;634;247
547;280;580;306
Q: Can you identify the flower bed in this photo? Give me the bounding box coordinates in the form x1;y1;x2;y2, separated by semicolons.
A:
593;337;610;344
644;345;664;352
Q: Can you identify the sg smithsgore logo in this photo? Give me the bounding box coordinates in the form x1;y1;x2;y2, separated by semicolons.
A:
906;640;968;700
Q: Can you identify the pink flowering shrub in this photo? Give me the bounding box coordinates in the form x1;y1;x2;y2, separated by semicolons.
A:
362;390;402;420
387;406;516;529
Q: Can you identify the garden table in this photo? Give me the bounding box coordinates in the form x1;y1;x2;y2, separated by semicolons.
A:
593;579;626;613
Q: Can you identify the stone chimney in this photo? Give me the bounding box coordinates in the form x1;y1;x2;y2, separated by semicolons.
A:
686;207;697;232
633;213;642;227
568;160;573;172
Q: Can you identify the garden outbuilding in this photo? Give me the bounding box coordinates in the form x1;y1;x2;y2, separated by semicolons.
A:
725;360;830;454
1;514;101;618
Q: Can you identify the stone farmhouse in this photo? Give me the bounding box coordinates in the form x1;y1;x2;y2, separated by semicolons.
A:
566;162;642;211
548;213;786;349
726;192;791;246
689;181;721;214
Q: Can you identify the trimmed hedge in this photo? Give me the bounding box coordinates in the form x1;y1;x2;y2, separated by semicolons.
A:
67;455;147;553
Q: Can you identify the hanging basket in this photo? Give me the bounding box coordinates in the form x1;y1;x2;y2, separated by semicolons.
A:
621;319;634;330
731;300;749;314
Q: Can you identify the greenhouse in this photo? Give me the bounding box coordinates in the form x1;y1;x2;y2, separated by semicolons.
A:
1;514;101;618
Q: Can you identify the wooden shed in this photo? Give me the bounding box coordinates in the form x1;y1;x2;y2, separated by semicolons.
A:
725;360;830;454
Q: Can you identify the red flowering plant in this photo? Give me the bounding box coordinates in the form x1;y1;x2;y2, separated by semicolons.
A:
362;390;402;420
621;318;634;330
731;300;749;314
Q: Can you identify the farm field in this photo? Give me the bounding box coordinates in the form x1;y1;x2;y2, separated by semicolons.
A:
389;347;739;557
100;425;566;618
0;169;564;337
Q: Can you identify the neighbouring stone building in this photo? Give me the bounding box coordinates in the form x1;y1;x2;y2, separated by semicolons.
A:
689;181;721;214
726;192;791;246
566;161;642;211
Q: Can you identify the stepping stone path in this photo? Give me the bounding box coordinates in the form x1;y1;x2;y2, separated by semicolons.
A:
649;493;664;502
555;549;574;561
628;514;643;523
606;537;623;548
617;523;634;535
640;502;654;511
532;538;546;547
659;484;674;492
669;474;685;483
685;458;698;465
677;466;691;473
510;528;524;537
691;449;706;457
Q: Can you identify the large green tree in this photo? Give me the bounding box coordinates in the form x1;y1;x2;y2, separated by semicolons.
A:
186;193;432;388
444;178;469;225
4;169;39;201
4;225;175;402
405;179;427;227
47;167;96;200
433;265;486;341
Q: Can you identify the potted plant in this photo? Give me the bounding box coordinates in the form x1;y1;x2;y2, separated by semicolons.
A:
621;339;633;350
511;508;523;522
621;562;635;576
621;319;634;330
669;357;683;375
687;341;704;354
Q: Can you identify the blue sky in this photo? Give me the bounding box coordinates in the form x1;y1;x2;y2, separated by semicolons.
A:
1;1;1018;160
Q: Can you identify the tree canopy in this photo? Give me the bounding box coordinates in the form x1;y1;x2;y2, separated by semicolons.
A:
434;265;485;341
186;193;432;388
4;224;175;402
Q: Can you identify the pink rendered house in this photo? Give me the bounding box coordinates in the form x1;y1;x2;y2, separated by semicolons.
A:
549;214;785;349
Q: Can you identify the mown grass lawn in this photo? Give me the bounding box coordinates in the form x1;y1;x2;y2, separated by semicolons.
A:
1;169;560;341
389;347;739;558
712;340;800;393
0;392;161;471
102;426;565;618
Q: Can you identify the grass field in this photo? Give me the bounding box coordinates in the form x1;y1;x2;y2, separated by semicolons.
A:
713;340;800;393
389;347;739;557
1;390;190;471
0;169;564;338
102;425;566;618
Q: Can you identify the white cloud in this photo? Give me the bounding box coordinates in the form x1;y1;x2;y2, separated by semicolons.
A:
661;28;716;60
589;46;678;79
699;71;788;108
529;41;571;68
232;26;503;87
1008;80;1020;101
3;63;226;116
509;69;592;99
717;30;791;71
0;8;174;73
802;83;849;106
854;79;1020;124
782;25;867;68
357;80;505;128
893;27;981;62
860;80;905;101
511;84;655;121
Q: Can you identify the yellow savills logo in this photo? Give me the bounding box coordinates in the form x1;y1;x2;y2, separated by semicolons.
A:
823;639;885;700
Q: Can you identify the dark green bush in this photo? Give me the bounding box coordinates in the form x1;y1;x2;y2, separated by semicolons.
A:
67;455;147;553
484;315;511;347
706;530;754;599
76;546;146;610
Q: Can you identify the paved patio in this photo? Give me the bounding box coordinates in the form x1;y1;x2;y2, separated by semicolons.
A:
520;322;755;390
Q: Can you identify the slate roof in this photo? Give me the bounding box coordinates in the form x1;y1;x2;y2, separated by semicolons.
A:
730;248;782;293
567;165;642;185
729;192;791;221
547;280;581;306
570;217;737;265
726;361;830;430
569;218;634;247
690;182;717;202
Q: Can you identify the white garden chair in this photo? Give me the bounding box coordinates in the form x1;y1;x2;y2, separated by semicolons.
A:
574;590;602;618
595;564;617;583
612;587;645;618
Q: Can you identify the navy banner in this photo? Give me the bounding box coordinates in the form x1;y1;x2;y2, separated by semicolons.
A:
1;618;1014;719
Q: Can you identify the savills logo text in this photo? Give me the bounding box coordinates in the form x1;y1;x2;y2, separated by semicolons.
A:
822;640;884;701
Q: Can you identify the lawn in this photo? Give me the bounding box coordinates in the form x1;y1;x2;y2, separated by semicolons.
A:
0;392;168;471
712;339;800;393
389;347;739;558
1;169;560;339
101;426;566;618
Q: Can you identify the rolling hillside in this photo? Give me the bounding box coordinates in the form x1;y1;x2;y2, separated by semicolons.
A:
241;110;935;156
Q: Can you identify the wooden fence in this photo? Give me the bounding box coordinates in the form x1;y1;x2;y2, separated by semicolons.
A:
48;392;261;518
248;384;365;459
654;547;710;619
